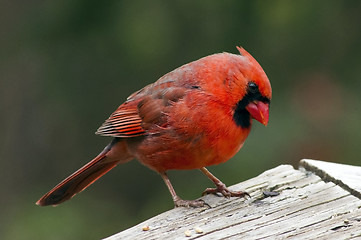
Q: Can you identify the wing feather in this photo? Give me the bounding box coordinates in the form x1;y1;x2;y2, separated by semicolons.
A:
96;104;146;137
96;75;190;138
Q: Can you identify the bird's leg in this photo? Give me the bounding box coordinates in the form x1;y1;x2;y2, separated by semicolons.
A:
200;167;250;198
160;172;206;208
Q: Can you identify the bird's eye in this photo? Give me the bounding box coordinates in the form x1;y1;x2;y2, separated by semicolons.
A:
248;82;258;93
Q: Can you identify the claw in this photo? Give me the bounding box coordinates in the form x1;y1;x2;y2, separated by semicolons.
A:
200;167;250;200
202;183;250;199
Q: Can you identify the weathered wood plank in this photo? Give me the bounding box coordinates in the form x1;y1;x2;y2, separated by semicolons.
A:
104;162;361;240
300;159;361;199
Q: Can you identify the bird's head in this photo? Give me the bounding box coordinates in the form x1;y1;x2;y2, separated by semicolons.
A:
173;46;272;129
231;47;272;128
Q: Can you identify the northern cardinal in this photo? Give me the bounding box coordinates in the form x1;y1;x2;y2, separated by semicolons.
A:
37;46;272;207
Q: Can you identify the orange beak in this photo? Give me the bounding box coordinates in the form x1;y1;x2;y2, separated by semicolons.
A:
245;101;269;126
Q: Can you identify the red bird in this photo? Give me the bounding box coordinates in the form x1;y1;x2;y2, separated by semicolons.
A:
37;47;272;207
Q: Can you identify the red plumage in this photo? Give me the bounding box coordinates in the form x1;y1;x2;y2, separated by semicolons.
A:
37;47;272;207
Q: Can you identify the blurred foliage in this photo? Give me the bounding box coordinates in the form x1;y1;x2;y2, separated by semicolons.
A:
1;0;361;239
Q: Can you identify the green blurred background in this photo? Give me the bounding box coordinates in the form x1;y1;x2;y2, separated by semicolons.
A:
1;0;361;239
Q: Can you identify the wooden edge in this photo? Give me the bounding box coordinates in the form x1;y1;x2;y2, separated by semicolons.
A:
104;161;361;239
299;159;361;199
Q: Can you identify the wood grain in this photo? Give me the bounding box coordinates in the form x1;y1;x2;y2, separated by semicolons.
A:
104;161;361;240
300;159;361;199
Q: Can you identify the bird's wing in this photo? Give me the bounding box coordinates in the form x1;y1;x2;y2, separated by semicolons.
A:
96;102;146;137
96;79;188;138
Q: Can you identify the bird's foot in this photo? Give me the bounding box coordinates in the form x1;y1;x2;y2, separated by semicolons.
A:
202;182;250;199
173;197;208;208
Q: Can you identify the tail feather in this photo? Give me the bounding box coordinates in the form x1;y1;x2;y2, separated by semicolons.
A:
37;139;120;206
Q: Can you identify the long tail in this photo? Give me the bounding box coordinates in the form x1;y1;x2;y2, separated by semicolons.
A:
37;139;126;206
